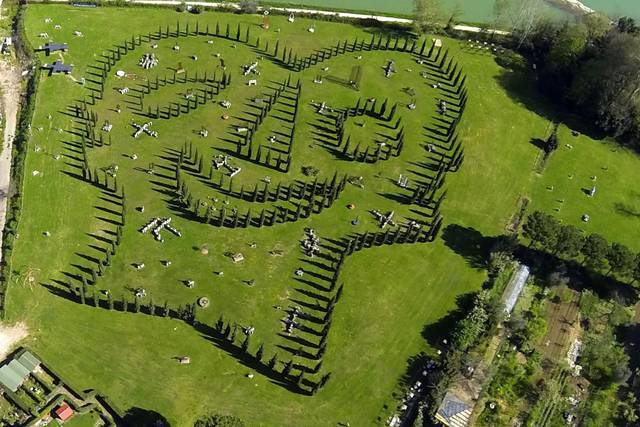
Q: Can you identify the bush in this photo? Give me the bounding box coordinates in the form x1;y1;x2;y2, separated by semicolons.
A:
238;1;257;14
194;414;245;427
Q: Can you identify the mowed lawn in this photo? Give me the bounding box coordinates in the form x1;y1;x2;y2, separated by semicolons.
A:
5;5;640;426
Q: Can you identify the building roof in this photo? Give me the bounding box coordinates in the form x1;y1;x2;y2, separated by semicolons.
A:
43;42;68;52
0;364;24;392
55;402;74;421
0;350;42;392
17;351;40;372
435;391;472;427
502;264;530;314
49;61;73;73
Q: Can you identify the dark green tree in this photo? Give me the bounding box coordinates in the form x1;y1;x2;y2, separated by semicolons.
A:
256;343;265;362
522;211;560;249
282;360;293;377
581;233;609;269
241;334;250;353
268;353;279;370
555;224;584;257
606;242;635;276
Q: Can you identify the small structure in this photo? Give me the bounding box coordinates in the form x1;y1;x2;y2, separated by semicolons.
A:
178;356;191;365
198;297;210;308
300;228;320;257
231;253;244;263
131;121;158;138
41;42;68;55
589;186;596;197
1;37;11;54
372;210;396;228
383;60;395;78
0;350;41;392
212;154;241;178
45;61;73;74
501;263;530;315
140;217;181;240
242;62;258;76
435;391;472;427
54;402;74;422
139;53;158;69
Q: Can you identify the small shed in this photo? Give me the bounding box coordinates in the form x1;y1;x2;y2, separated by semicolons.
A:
435;391;472;427
0;350;41;392
231;253;244;263
48;61;73;74
178;356;191;365
42;42;68;55
54;402;74;421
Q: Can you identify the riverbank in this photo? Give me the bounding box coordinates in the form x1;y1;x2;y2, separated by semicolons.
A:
545;0;594;16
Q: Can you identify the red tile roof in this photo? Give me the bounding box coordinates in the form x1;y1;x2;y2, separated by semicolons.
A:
55;402;74;421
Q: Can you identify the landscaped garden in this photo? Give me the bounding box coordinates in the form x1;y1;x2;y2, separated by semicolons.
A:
3;4;640;426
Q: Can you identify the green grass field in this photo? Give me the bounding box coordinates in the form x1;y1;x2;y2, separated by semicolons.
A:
5;5;640;426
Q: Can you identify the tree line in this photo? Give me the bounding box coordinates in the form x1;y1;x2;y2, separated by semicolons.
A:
523;211;640;282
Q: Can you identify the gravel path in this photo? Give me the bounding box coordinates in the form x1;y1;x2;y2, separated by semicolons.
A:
0;0;23;264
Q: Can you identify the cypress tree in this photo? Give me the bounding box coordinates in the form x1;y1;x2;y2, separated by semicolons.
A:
163;301;170;317
241;334;251;353
268;353;278;370
134;296;140;313
256;343;265;362
148;297;155;315
215;314;224;333
282;360;293;377
108;292;114;310
79;282;86;305
296;371;305;388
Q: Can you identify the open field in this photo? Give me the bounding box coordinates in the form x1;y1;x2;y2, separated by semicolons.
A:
4;4;640;426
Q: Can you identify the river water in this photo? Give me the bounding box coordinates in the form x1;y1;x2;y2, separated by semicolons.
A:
267;0;640;22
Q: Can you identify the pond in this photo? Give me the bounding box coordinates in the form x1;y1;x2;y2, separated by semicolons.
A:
266;0;640;23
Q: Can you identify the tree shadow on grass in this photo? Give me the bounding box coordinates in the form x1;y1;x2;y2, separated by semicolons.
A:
441;224;495;270
614;202;640;218
421;291;477;346
121;407;171;427
494;66;606;142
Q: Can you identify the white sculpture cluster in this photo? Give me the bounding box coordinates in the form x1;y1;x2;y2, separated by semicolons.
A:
140;217;182;242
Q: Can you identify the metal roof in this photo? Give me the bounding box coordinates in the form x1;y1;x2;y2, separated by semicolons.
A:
0;363;27;392
50;61;73;73
0;351;42;392
17;351;40;372
436;391;472;427
43;42;68;52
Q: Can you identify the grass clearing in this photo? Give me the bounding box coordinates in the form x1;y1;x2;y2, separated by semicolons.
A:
4;4;640;426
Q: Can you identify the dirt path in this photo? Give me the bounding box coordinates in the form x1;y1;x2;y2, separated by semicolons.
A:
0;60;21;263
0;322;28;358
0;0;23;263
